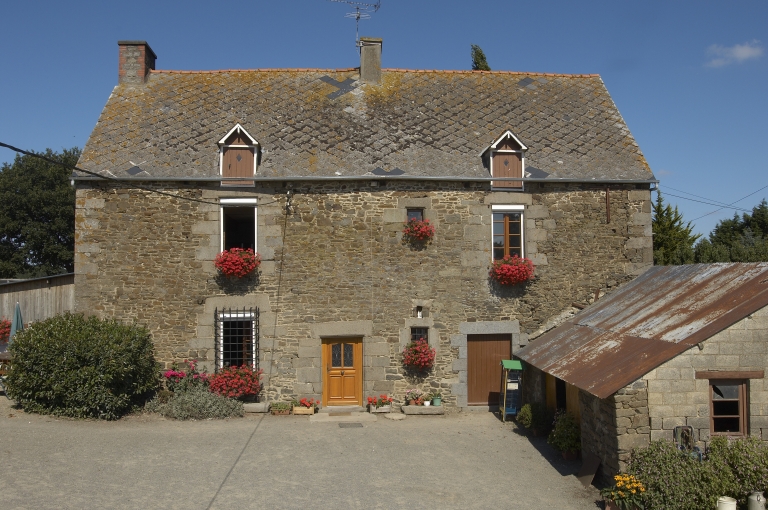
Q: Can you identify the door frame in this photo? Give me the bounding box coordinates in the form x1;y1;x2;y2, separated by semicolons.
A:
321;337;363;407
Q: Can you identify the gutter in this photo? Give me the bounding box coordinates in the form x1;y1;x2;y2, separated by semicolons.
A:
72;175;659;184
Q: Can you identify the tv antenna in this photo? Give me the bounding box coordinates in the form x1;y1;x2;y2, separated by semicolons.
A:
329;0;381;48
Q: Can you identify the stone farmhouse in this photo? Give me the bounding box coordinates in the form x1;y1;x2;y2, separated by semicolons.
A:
73;39;656;409
517;263;768;483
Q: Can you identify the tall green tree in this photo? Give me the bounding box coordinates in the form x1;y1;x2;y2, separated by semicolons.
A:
0;148;79;278
652;191;700;265
695;199;768;263
471;44;491;71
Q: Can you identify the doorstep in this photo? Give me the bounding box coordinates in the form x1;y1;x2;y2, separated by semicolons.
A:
309;412;377;423
401;406;445;415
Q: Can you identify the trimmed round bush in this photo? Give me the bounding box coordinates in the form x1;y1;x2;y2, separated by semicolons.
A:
145;387;244;420
6;312;157;420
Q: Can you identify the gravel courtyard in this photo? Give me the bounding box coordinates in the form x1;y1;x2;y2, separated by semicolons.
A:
0;399;601;509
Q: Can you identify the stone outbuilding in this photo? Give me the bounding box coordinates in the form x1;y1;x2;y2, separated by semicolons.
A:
517;263;768;483
73;39;656;410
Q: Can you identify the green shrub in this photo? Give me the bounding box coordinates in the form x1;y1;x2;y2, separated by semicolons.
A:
547;411;581;452
628;440;727;510
6;312;157;420
145;387;244;420
517;403;533;429
708;436;768;507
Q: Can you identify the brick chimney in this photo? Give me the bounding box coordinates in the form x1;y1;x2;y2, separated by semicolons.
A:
359;37;382;83
118;41;156;85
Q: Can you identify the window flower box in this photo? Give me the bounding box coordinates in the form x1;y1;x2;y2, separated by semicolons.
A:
489;255;535;285
402;218;435;244
214;248;261;278
402;339;436;372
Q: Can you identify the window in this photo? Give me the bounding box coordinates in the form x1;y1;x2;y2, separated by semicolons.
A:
407;208;424;222
483;130;527;189
710;379;747;435
411;327;428;343
491;205;524;260
218;124;259;187
220;198;257;252
215;307;259;369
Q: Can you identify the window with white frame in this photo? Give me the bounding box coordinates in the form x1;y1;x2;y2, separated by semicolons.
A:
491;205;524;260
220;198;257;252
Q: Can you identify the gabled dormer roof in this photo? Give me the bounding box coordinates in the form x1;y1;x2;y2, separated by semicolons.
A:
480;130;528;157
218;123;259;147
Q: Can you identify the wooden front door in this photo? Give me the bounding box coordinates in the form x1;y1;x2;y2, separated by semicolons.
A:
322;338;362;406
467;334;511;406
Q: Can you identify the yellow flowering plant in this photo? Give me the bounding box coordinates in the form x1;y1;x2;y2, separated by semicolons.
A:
600;473;646;509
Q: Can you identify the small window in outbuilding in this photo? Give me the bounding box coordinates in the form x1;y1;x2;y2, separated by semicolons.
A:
710;379;747;435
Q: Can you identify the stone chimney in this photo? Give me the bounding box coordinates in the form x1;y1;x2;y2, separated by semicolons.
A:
359;37;382;83
118;41;156;85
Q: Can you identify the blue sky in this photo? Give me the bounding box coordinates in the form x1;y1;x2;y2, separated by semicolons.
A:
1;0;766;237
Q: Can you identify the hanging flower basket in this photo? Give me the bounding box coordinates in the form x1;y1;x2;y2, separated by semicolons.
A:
214;248;261;278
489;255;535;285
402;338;436;372
402;218;435;244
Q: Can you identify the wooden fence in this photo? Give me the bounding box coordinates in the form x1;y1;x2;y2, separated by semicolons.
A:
0;273;74;324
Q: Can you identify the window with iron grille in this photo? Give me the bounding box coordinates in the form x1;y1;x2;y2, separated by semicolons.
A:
411;327;429;343
214;307;259;370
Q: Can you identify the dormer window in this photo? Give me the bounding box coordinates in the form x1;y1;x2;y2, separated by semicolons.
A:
482;130;527;190
218;124;259;187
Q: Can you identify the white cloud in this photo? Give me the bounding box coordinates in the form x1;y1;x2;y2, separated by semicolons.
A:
706;40;764;67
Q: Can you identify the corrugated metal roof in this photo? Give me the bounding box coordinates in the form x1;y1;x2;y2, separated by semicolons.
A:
516;263;768;399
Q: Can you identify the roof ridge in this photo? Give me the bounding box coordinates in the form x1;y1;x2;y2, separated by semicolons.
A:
150;68;599;78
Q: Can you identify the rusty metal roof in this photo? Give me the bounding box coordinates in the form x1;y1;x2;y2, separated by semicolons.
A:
516;263;768;399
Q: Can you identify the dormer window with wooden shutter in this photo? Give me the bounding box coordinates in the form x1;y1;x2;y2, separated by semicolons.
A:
483;130;527;190
218;124;259;187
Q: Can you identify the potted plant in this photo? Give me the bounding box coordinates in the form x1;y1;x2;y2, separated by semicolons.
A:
517;402;552;436
214;248;261;278
367;394;393;413
292;397;319;415
402;338;436;372
547;410;581;460
401;218;435;244
600;473;646;510
430;391;443;406
270;401;291;415
405;388;424;405
489;254;535;285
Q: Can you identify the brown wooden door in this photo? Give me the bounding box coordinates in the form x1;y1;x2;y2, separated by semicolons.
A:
491;152;522;188
222;146;253;186
467;334;511;405
322;338;362;406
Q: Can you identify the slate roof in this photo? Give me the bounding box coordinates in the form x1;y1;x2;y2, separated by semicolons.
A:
516;263;768;399
76;68;655;181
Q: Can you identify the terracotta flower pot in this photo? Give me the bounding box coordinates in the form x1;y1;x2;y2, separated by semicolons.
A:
561;450;579;461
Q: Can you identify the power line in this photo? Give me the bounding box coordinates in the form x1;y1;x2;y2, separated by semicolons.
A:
688;184;768;222
658;190;752;213
0;141;279;207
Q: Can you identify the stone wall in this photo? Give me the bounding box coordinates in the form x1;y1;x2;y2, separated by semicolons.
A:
645;304;768;445
74;180;652;406
580;381;650;486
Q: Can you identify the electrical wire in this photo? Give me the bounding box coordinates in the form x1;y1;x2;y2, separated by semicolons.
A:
0;141;280;207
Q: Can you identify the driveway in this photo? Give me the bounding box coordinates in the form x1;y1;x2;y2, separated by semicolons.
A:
0;399;601;509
